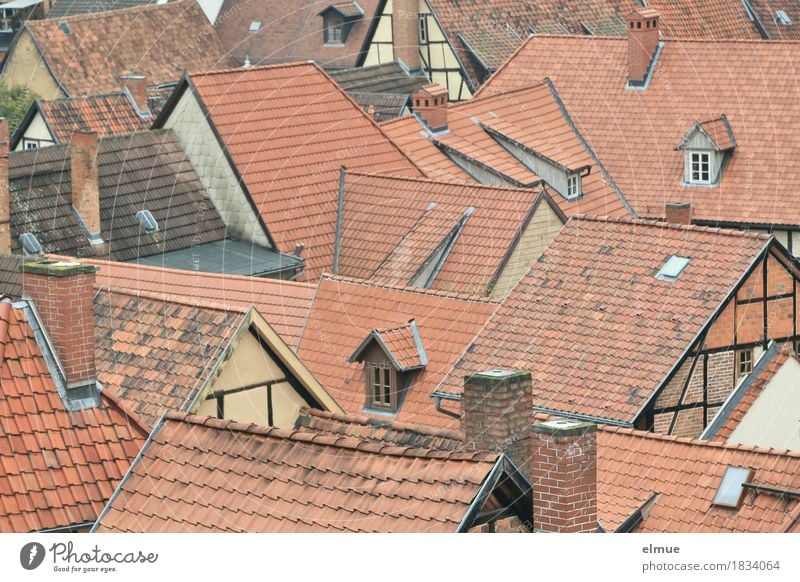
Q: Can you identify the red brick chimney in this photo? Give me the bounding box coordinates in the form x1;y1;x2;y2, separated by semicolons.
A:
21;260;99;408
664;202;692;225
462;370;532;471
411;84;448;133
627;8;660;86
530;419;597;533
393;0;421;71
120;72;149;114
70;131;102;242
0;118;9;255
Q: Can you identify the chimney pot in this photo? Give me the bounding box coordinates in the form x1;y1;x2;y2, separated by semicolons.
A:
120;72;149;115
411;84;448;133
70;130;102;243
531;419;598;533
21;260;99;409
664;202;692;225
392;0;421;70
0;118;9;255
627;9;660;86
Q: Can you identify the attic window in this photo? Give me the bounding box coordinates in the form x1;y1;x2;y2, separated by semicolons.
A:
136;209;159;232
566;174;581;199
324;14;346;44
368;363;394;409
419;13;428;43
689;151;711;184
19;232;43;255
776;10;792;26
59;22;72;34
656;255;690;282
712;466;753;508
249;21;261;32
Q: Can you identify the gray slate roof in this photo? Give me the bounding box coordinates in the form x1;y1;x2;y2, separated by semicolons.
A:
46;0;155;18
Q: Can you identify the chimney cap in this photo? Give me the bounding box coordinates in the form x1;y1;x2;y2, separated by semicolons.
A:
532;418;596;436
666;201;690;209
465;369;531;386
21;260;97;277
627;8;660;21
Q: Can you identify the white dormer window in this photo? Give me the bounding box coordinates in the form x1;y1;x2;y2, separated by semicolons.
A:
566;174;581;199
688;151;712;184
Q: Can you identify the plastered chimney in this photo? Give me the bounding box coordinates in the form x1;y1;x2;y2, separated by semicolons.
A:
627;9;660;86
70;131;102;242
0;119;9;255
393;0;421;70
120;72;149;114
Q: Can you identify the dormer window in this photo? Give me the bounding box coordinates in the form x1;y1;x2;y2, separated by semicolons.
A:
348;319;428;414
676;116;736;187
566;173;581;198
319;3;364;45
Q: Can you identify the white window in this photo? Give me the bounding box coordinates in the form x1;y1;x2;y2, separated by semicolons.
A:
418;14;428;43
23;140;38;150
566;174;581;199
689;151;711;184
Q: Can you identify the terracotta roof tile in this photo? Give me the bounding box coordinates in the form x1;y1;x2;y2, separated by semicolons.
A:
94;412;497;532
748;1;800;39
33;93;148;143
215;0;381;67
364;322;427;370
481;36;800;226
439;216;771;423
181;62;423;279
380;82;632;220
94;288;244;428
8;130;227;262
22;0;232;97
297;275;498;429
0;301;146;532
339;172;564;294
70;258;314;347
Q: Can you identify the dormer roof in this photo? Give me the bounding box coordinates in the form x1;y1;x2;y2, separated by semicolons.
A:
349;319;429;372
318;2;364;18
676;116;737;151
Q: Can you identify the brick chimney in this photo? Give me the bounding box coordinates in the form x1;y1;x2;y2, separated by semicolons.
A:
627;9;660;86
665;202;692;225
21;260;99;409
411;84;448;133
393;0;420;70
0;118;9;255
120;72;149;114
70;131;102;243
462;370;532;472
531;419;597;533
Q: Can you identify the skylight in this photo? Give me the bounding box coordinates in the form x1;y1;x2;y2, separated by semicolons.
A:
59;22;72;35
136;209;159;232
776;10;792;26
712;466;752;508
655;255;691;282
249;21;261;32
19;232;43;255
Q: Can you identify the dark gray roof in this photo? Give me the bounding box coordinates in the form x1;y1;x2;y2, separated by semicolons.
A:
132;239;303;277
46;0;155;18
347;92;408;122
0;255;22;300
8;129;229;262
329;62;430;95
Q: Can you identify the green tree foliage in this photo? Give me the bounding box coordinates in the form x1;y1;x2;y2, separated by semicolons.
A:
0;84;38;135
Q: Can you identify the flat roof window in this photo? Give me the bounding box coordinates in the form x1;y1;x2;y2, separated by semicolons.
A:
776;10;792;26
655;255;691;282
712;466;752;508
249;21;261;32
19;232;43;255
136;209;159;233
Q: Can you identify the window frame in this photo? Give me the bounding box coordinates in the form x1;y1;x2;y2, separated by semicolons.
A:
367;362;395;410
418;13;428;44
23;139;40;150
686;150;713;185
566;173;581;199
736;348;753;378
323;14;346;45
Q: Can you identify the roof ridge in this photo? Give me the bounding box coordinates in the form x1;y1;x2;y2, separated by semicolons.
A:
301;407;464;441
43;91;129;103
346;170;544;195
50;254;314;290
166;411;494;462
188;59;319;80
320;273;501;304
599;424;800;459
570;215;772;240
97;285;249;315
29;0;190;25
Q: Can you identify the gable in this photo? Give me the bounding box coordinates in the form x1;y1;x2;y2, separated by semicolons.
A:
0;28;63;100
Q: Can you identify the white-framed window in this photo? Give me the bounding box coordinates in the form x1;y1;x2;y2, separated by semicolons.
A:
566;174;581;199
737;349;753;378
688;151;712;184
418;14;428;43
23;139;39;150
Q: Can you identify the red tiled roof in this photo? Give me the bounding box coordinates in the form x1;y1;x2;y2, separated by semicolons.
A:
742;1;800;40
214;0;381;68
94;288;244;428
599;426;800;532
181;62;423;279
0;301;146;532
297;275;498;429
72;258;315;348
438;217;771;424
480;36;800;226
339;172;564;294
380;82;632;220
354;322;427;370
94;412;498;532
23;0;232;97
684;117;737;151
34;93;147;143
713;345;794;441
